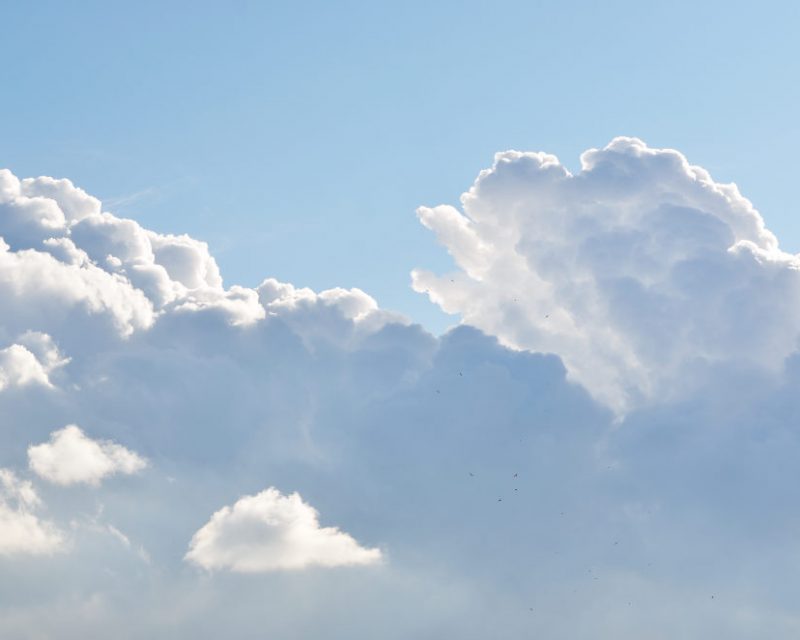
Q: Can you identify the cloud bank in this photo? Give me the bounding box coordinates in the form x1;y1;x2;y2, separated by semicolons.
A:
1;142;800;638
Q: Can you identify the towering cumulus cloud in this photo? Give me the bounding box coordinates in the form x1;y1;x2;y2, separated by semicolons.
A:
1;146;800;639
413;138;800;411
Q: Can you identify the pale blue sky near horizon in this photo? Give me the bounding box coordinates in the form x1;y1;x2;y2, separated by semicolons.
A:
3;1;799;334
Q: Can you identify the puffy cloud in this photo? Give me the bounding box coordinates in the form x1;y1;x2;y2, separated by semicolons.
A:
0;171;70;250
147;231;223;290
20;175;101;223
1;156;800;638
0;167;406;341
185;487;382;572
0;237;155;339
0;469;63;555
0;332;69;391
0;347;50;391
256;278;406;345
413;137;800;411
28;425;147;486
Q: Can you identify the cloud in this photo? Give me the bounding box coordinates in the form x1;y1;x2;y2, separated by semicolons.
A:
0;168;404;345
0;332;69;391
0;469;63;555
185;487;382;572
413;137;800;411
0;154;800;637
28;425;147;486
0;346;51;390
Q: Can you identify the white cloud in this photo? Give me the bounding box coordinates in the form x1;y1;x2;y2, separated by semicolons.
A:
0;345;51;390
28;425;147;486
20;175;102;223
256;278;407;345
0;167;405;340
413;137;800;411
0;469;63;555
2;157;800;637
147;231;223;290
185;487;382;572
0;237;156;339
0;332;68;391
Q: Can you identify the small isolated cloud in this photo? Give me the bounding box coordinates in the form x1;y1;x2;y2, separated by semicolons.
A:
28;425;147;486
185;487;382;572
0;469;63;555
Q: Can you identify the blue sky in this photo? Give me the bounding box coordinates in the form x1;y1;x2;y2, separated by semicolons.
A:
4;3;800;638
3;1;800;334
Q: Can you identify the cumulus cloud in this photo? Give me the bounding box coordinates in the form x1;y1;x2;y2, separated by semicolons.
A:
0;469;63;555
28;425;147;486
413;137;800;411
0;331;68;391
256;278;406;346
2;154;800;638
185;487;382;572
0;168;405;344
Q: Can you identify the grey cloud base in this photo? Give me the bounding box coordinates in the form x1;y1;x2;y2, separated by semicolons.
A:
1;143;800;638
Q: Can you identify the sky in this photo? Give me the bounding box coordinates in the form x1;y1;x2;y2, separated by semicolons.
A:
3;1;800;334
3;2;800;638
